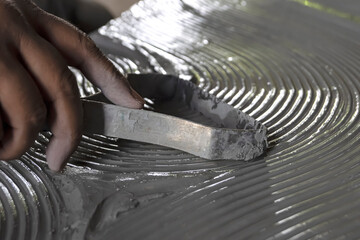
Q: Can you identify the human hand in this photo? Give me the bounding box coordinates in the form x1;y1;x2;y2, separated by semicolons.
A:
0;0;144;171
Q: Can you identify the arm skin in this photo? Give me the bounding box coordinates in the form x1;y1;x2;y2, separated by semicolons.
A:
0;0;145;171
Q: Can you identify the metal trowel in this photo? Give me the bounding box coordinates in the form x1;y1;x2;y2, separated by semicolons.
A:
81;74;267;160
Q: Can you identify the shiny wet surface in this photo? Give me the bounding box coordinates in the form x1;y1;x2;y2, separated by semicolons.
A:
2;0;360;239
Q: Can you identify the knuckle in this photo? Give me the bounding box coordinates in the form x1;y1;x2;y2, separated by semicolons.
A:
0;3;32;46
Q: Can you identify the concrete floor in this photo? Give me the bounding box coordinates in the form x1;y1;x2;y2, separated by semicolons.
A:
1;1;360;239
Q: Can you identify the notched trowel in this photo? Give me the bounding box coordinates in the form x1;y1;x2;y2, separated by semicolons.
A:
82;74;268;161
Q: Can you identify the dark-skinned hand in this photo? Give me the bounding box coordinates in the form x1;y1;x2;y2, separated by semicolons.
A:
0;0;144;171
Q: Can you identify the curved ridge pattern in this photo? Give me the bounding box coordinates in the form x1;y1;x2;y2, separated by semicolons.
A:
0;157;63;240
1;0;360;239
88;0;360;239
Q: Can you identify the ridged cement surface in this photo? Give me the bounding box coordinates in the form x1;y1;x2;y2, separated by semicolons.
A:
1;0;360;239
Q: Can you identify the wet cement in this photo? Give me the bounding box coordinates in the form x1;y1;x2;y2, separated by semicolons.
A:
2;0;360;239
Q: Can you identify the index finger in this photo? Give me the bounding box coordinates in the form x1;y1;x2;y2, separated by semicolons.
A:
22;3;144;109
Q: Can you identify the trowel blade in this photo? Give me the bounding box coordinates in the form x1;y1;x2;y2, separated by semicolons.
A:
82;99;216;159
81;74;267;160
